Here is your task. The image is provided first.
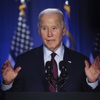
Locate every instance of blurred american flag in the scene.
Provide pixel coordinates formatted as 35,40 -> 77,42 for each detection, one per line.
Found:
8,3 -> 33,67
63,1 -> 75,50
90,31 -> 100,63
93,32 -> 100,58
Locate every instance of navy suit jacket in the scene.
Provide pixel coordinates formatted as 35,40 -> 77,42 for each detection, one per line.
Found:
8,45 -> 100,92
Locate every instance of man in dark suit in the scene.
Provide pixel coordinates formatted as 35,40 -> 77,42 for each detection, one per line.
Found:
1,8 -> 100,92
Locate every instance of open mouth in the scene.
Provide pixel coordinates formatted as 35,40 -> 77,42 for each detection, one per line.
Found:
47,39 -> 55,41
47,39 -> 55,43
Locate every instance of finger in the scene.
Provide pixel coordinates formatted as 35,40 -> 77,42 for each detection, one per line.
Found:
15,67 -> 21,74
94,56 -> 99,66
89,56 -> 99,69
2,60 -> 12,71
2,60 -> 11,67
5,60 -> 12,68
85,60 -> 89,69
2,65 -> 7,70
3,60 -> 8,65
2,65 -> 8,71
2,66 -> 13,75
94,56 -> 100,69
7,60 -> 12,67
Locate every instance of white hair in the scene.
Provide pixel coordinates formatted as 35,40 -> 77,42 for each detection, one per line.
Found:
38,8 -> 65,27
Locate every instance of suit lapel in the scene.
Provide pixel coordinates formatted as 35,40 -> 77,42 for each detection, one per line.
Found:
33,45 -> 48,91
34,45 -> 45,76
62,46 -> 74,91
63,46 -> 73,70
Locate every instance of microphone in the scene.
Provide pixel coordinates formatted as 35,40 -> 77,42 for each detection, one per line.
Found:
45,61 -> 57,92
57,61 -> 68,91
45,61 -> 53,81
59,61 -> 67,80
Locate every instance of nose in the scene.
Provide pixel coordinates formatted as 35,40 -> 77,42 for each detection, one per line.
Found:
47,28 -> 53,37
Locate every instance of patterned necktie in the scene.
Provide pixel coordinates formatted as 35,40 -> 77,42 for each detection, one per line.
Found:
49,52 -> 58,92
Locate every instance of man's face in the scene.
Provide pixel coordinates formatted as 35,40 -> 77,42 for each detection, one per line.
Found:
38,13 -> 66,52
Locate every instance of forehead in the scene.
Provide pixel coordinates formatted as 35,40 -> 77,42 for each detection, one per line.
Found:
40,13 -> 62,25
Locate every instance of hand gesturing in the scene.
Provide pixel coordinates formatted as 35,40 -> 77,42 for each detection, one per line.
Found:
85,56 -> 100,83
2,60 -> 21,85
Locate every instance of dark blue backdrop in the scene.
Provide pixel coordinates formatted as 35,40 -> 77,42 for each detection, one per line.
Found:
0,0 -> 100,82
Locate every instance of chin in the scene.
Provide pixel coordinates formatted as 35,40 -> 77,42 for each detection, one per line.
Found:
48,47 -> 57,52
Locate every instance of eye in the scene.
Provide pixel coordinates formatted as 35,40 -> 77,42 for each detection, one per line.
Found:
52,27 -> 57,30
41,27 -> 47,31
43,27 -> 46,30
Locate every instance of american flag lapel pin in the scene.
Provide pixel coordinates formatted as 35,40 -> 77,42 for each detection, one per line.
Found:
68,61 -> 72,63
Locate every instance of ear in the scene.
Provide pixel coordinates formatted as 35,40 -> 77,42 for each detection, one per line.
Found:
38,26 -> 41,35
62,24 -> 67,36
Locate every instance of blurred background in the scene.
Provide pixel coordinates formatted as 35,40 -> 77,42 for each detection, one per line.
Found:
0,0 -> 100,83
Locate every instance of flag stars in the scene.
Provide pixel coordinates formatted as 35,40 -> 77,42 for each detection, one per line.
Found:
21,39 -> 24,43
17,27 -> 21,31
96,38 -> 99,41
25,45 -> 28,49
93,32 -> 100,56
18,22 -> 22,26
17,32 -> 21,36
11,46 -> 14,50
20,49 -> 23,54
18,16 -> 22,21
15,52 -> 18,57
25,40 -> 29,45
26,35 -> 29,40
22,23 -> 26,28
15,47 -> 19,52
30,47 -> 33,50
12,40 -> 15,45
19,12 -> 22,16
15,42 -> 19,47
94,48 -> 97,51
20,44 -> 24,48
30,42 -> 33,46
22,29 -> 26,33
21,34 -> 25,38
10,10 -> 34,60
26,30 -> 30,34
16,37 -> 20,41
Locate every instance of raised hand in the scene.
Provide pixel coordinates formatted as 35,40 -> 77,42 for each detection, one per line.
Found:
2,60 -> 21,85
85,56 -> 100,83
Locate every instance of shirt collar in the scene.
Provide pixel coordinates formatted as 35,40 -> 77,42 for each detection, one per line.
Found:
43,43 -> 64,58
55,43 -> 64,57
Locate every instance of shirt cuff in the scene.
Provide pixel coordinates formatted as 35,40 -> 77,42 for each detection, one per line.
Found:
1,81 -> 13,91
86,78 -> 99,89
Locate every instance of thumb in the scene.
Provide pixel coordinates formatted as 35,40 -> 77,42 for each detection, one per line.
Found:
15,67 -> 21,74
